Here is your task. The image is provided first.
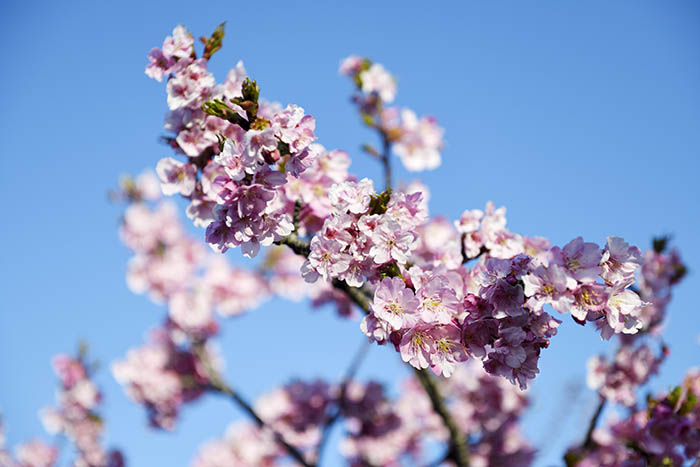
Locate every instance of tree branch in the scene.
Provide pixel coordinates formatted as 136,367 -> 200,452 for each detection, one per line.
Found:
414,369 -> 470,467
193,343 -> 314,467
274,223 -> 471,465
460,234 -> 488,265
582,397 -> 606,450
380,132 -> 392,191
316,340 -> 371,465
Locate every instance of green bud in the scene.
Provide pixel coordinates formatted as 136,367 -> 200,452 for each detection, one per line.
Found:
201,22 -> 225,60
369,188 -> 392,215
216,134 -> 226,152
652,236 -> 670,253
378,262 -> 402,279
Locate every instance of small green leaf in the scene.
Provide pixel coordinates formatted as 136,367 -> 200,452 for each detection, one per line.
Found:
369,188 -> 392,215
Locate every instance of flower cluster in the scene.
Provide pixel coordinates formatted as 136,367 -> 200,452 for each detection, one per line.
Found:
40,354 -> 125,467
255,380 -> 333,452
302,180 -> 426,287
191,422 -> 280,467
568,369 -> 700,466
192,362 -> 534,467
587,343 -> 667,406
111,323 -> 216,430
147,25 -> 344,258
340,56 -> 445,172
633,238 -> 687,336
0,419 -> 57,467
119,178 -> 269,336
192,380 -> 334,466
0,352 -> 123,467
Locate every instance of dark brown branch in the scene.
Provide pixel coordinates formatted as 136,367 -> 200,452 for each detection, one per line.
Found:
276,232 -> 311,257
582,397 -> 606,450
414,369 -> 470,467
193,344 -> 313,467
460,234 -> 488,265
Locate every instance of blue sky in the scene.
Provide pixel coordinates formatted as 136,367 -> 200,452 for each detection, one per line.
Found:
1,1 -> 699,465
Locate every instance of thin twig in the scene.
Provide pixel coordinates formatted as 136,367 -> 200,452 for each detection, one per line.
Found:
316,340 -> 372,464
582,397 -> 606,450
380,132 -> 392,191
193,343 -> 313,467
460,234 -> 488,265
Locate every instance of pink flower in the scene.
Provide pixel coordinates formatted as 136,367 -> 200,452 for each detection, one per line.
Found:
360,63 -> 397,102
550,237 -> 602,285
155,157 -> 197,196
369,220 -> 416,265
600,236 -> 643,286
162,25 -> 194,59
372,277 -> 419,330
399,326 -> 433,370
305,236 -> 351,281
602,286 -> 644,337
416,276 -> 461,324
15,440 -> 58,467
145,47 -> 174,82
393,109 -> 444,172
166,59 -> 214,110
522,265 -> 573,313
339,55 -> 364,75
429,324 -> 468,377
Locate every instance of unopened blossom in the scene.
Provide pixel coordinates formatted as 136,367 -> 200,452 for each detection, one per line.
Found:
156,157 -> 197,196
359,63 -> 396,102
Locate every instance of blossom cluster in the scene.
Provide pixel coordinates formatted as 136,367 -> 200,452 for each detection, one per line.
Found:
119,173 -> 269,336
633,238 -> 687,336
340,56 -> 445,172
587,343 -> 667,407
568,368 -> 700,466
0,430 -> 57,467
301,179 -> 427,287
0,352 -> 123,467
41,354 -> 125,467
147,26 -> 344,258
111,323 -> 217,430
192,362 -> 534,466
354,198 -> 648,388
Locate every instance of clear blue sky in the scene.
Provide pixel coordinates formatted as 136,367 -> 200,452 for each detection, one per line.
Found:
1,1 -> 699,466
